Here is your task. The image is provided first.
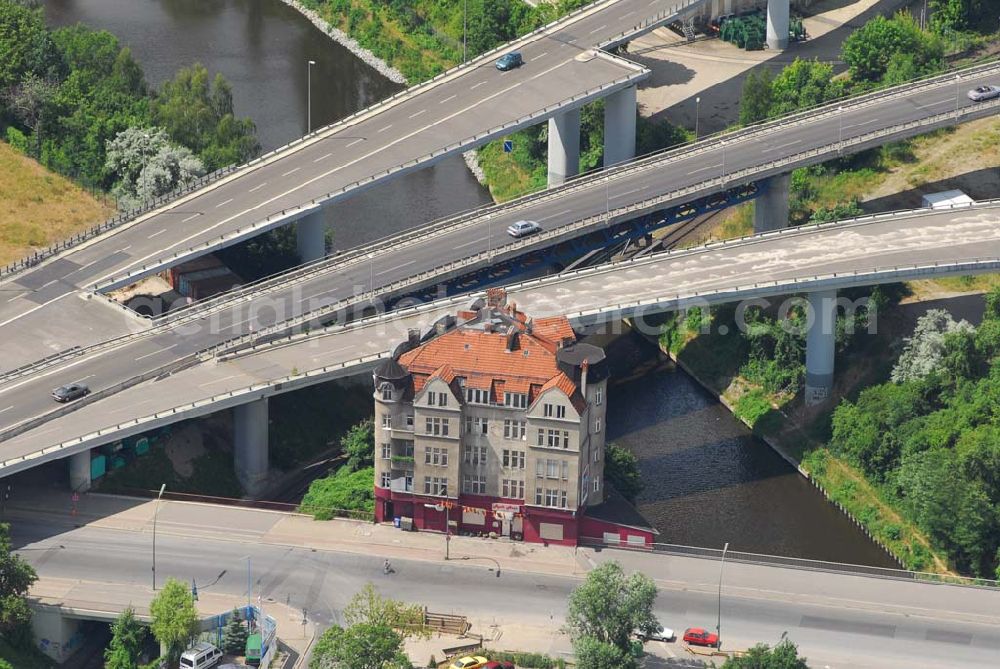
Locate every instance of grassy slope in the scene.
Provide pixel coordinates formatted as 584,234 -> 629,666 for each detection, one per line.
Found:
0,638 -> 58,669
0,142 -> 114,266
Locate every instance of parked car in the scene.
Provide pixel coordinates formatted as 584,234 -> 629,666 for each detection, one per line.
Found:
449,657 -> 489,669
51,382 -> 90,403
967,85 -> 1000,101
506,219 -> 541,238
495,51 -> 523,71
683,627 -> 720,648
634,624 -> 676,642
179,642 -> 222,669
483,662 -> 516,669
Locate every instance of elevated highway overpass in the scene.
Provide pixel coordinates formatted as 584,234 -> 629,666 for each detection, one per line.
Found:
0,57 -> 998,406
2,201 -> 999,488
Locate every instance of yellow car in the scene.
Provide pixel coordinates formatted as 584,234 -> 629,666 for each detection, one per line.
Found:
448,657 -> 488,669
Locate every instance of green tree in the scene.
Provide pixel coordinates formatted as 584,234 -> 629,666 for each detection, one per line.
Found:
0,0 -> 61,91
769,58 -> 842,117
221,609 -> 248,655
566,561 -> 658,653
309,623 -> 412,669
342,420 -> 375,472
153,63 -> 259,171
739,67 -> 773,125
984,285 -> 1000,322
104,606 -> 146,669
722,638 -> 809,668
104,126 -> 205,210
841,12 -> 943,83
0,522 -> 37,642
573,636 -> 633,669
299,466 -> 376,519
0,659 -> 11,669
343,584 -> 427,639
604,443 -> 643,503
149,578 -> 198,667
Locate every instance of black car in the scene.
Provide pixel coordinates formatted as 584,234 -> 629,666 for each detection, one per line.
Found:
52,382 -> 90,403
495,51 -> 523,71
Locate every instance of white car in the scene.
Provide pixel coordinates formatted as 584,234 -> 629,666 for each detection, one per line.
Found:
506,219 -> 542,238
634,625 -> 675,642
967,85 -> 1000,102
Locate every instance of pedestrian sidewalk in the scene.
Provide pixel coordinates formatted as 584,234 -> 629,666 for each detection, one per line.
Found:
5,487 -> 588,580
31,577 -> 318,666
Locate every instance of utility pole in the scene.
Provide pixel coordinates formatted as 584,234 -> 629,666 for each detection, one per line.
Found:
716,542 -> 729,649
152,483 -> 166,590
307,60 -> 316,133
463,0 -> 468,63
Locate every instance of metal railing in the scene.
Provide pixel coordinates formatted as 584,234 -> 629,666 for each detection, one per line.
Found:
578,536 -> 1000,589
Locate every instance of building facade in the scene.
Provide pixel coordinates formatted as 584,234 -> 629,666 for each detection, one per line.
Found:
372,289 -> 653,546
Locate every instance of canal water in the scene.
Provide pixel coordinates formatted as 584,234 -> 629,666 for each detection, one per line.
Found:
44,0 -> 894,566
43,0 -> 493,251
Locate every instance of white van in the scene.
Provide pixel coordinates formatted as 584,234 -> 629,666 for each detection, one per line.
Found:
179,642 -> 222,669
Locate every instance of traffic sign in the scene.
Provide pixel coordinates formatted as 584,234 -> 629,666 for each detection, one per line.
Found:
503,140 -> 513,153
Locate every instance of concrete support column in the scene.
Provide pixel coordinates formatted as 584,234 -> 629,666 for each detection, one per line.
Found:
69,450 -> 91,492
603,85 -> 637,168
32,608 -> 82,663
234,398 -> 269,496
752,172 -> 791,233
547,108 -> 581,187
805,289 -> 837,406
296,210 -> 326,263
766,0 -> 790,51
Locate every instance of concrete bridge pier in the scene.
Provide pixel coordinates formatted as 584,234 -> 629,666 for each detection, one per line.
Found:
547,108 -> 581,187
69,450 -> 91,492
805,289 -> 837,406
234,398 -> 269,496
296,210 -> 326,263
32,608 -> 83,663
753,173 -> 791,233
766,0 -> 790,51
604,85 -> 637,167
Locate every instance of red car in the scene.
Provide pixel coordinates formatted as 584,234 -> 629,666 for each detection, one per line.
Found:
483,663 -> 515,669
683,627 -> 720,648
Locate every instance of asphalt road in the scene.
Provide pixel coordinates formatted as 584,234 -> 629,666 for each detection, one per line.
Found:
3,202 -> 999,470
10,508 -> 1000,669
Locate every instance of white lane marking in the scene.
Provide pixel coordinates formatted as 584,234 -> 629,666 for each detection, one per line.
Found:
376,260 -> 415,276
97,55 -> 582,284
539,208 -> 572,221
590,24 -> 607,34
148,229 -> 167,239
537,51 -> 549,58
120,245 -> 132,252
248,182 -> 267,192
844,117 -> 879,129
201,373 -> 241,387
40,280 -> 58,289
6,293 -> 25,303
455,237 -> 487,249
181,213 -> 201,223
135,343 -> 177,362
63,257 -> 101,276
409,109 -> 427,119
215,198 -> 234,208
378,124 -> 393,133
622,9 -> 635,16
281,167 -> 301,176
761,139 -> 801,153
313,153 -> 332,163
613,187 -> 644,198
915,98 -> 951,110
346,138 -> 365,147
0,406 -> 13,414
440,94 -> 457,104
689,163 -> 723,174
471,81 -> 486,90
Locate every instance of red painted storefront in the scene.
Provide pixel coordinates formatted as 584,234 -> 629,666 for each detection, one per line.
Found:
375,486 -> 654,547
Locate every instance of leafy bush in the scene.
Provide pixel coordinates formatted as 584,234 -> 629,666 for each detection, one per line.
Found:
482,649 -> 567,668
299,466 -> 376,519
604,443 -> 643,503
734,388 -> 772,426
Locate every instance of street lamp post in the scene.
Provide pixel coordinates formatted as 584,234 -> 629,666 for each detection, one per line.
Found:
694,96 -> 701,139
152,483 -> 166,590
424,503 -> 450,559
721,140 -> 727,183
716,541 -> 729,648
955,73 -> 961,112
368,252 -> 375,301
307,60 -> 316,133
837,106 -> 844,154
463,0 -> 468,63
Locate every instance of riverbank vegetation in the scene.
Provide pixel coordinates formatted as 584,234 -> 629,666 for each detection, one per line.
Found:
0,0 -> 259,211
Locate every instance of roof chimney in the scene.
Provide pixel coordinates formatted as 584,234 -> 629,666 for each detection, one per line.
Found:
486,287 -> 507,308
581,359 -> 589,398
483,322 -> 493,334
407,328 -> 420,347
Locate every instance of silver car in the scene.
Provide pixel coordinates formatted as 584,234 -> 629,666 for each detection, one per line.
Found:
506,220 -> 541,238
967,85 -> 1000,102
634,625 -> 676,642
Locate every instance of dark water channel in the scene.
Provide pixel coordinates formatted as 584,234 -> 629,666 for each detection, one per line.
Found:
43,0 -> 894,566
